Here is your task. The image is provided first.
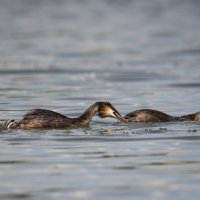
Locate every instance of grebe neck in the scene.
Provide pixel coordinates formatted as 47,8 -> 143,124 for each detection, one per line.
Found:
76,102 -> 99,126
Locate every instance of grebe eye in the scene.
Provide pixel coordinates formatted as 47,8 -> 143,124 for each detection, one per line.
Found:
113,112 -> 117,116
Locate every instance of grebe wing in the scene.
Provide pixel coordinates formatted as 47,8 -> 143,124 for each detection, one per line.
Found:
17,109 -> 73,129
22,109 -> 69,121
124,109 -> 173,122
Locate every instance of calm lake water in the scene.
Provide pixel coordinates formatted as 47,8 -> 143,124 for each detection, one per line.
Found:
0,0 -> 200,199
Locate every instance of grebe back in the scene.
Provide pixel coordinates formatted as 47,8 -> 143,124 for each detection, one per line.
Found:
124,109 -> 200,123
124,109 -> 174,123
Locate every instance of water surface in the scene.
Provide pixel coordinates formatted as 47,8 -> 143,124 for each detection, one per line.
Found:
0,0 -> 200,199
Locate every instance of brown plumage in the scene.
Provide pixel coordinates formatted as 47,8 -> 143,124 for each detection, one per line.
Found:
175,112 -> 200,121
4,102 -> 126,130
124,109 -> 174,123
124,109 -> 200,123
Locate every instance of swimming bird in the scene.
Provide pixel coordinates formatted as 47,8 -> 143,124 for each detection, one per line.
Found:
124,109 -> 200,123
4,102 -> 126,130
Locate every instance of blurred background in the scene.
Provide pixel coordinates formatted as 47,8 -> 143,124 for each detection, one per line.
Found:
0,0 -> 200,119
0,0 -> 200,199
1,0 -> 200,72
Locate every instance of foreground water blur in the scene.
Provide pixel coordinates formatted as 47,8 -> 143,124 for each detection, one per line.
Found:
0,0 -> 200,199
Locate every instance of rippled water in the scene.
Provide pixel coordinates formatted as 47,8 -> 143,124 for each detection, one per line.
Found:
0,0 -> 200,199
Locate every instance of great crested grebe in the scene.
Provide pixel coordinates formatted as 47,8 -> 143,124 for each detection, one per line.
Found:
4,102 -> 126,130
124,109 -> 200,123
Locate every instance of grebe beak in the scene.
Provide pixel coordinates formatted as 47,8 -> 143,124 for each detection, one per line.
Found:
98,102 -> 128,123
113,111 -> 127,123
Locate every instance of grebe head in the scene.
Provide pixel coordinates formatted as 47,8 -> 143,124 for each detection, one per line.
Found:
98,102 -> 127,122
4,119 -> 18,129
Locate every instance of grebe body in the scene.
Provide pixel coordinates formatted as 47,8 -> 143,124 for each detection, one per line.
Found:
124,109 -> 200,123
4,102 -> 126,130
124,109 -> 174,123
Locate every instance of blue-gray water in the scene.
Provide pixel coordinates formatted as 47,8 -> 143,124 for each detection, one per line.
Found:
0,0 -> 200,199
